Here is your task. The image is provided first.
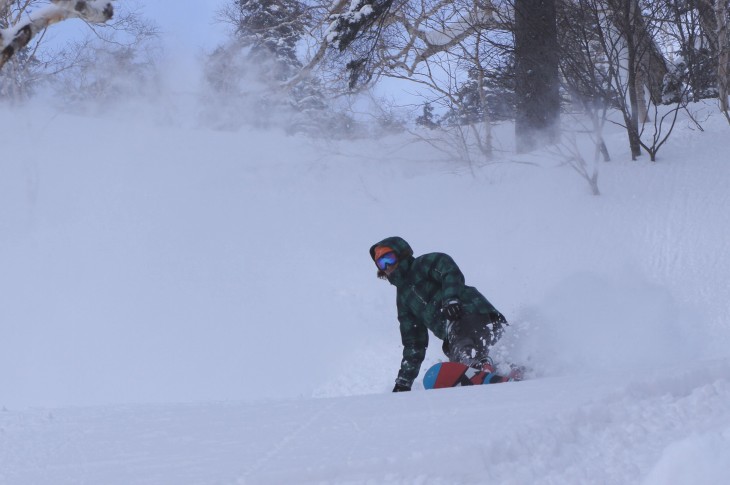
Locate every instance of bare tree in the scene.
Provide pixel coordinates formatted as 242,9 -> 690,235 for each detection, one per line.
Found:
380,3 -> 513,164
557,0 -> 709,163
611,0 -> 648,158
0,0 -> 114,71
1,1 -> 160,107
50,4 -> 160,108
552,124 -> 602,195
637,89 -> 690,161
557,0 -> 615,162
561,0 -> 675,160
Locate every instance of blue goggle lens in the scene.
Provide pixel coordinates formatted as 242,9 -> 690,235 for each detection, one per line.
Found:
376,252 -> 398,271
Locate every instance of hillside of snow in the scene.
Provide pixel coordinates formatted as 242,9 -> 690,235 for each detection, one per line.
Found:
1,99 -> 729,484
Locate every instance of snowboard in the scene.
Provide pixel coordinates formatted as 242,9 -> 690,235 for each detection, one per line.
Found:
422,361 -> 521,390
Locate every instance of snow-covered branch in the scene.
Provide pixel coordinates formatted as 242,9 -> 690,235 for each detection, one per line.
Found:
0,0 -> 114,71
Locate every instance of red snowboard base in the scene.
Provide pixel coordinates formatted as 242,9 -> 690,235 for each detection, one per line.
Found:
422,361 -> 521,389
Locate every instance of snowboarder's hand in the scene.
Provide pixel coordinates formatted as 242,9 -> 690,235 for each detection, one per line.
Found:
442,299 -> 462,321
393,382 -> 411,392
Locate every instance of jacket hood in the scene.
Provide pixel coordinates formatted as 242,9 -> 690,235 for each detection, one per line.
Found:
369,236 -> 414,261
370,236 -> 415,283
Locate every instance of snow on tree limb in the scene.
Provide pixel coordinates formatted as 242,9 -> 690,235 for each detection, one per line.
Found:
0,0 -> 114,71
280,0 -> 500,93
309,0 -> 499,89
324,0 -> 394,51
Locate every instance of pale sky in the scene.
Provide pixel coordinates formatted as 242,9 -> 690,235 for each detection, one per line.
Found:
136,0 -> 228,91
139,0 -> 226,52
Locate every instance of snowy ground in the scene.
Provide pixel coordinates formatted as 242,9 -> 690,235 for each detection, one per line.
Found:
3,362 -> 730,484
1,99 -> 729,484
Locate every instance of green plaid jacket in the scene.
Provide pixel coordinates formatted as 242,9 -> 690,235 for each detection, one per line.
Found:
370,237 -> 500,388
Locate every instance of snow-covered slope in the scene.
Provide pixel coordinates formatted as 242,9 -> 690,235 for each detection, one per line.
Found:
1,100 -> 729,483
2,362 -> 730,484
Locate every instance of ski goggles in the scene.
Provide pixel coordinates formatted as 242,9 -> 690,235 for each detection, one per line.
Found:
375,251 -> 398,271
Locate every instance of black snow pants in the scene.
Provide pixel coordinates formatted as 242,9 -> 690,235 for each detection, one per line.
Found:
442,312 -> 507,368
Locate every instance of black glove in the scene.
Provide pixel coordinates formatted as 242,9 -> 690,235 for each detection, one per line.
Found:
442,299 -> 462,321
393,382 -> 411,392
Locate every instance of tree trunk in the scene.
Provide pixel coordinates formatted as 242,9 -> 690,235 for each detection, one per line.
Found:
625,0 -> 642,159
514,0 -> 560,153
697,0 -> 719,52
636,68 -> 649,123
640,31 -> 669,105
718,0 -> 730,119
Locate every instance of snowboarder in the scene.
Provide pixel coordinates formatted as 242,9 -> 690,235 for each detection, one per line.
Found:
370,236 -> 516,392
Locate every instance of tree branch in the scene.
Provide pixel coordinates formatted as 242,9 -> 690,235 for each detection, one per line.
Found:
1,0 -> 114,71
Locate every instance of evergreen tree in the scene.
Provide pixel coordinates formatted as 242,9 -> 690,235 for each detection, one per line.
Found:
416,103 -> 439,129
233,0 -> 307,80
442,64 -> 516,127
208,0 -> 330,134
